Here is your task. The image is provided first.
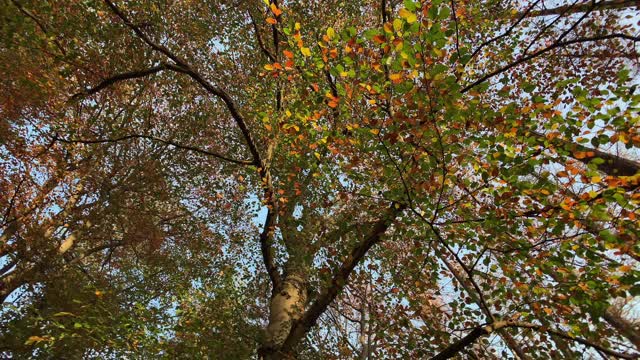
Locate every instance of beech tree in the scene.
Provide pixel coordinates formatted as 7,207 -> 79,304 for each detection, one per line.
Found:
1,0 -> 640,358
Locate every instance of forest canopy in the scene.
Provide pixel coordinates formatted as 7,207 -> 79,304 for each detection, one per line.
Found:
1,0 -> 640,358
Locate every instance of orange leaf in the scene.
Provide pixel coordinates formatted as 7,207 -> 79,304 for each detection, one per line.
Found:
573,151 -> 586,159
266,17 -> 277,24
270,4 -> 282,16
389,73 -> 402,83
283,50 -> 294,59
619,265 -> 632,272
328,100 -> 338,108
372,34 -> 386,44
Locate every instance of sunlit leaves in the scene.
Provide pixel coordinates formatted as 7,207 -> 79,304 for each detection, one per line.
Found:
2,0 -> 639,359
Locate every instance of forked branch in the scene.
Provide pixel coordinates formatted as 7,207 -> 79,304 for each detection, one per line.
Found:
431,319 -> 640,360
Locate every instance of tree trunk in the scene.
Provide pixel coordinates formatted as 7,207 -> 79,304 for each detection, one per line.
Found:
260,272 -> 308,359
604,307 -> 640,350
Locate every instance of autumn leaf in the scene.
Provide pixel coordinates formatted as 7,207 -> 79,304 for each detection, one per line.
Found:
270,3 -> 282,16
4,1 -> 639,359
389,73 -> 403,83
399,8 -> 417,23
326,27 -> 335,40
372,34 -> 387,44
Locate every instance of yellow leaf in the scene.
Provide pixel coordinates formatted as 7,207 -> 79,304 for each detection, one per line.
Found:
326,27 -> 335,40
300,47 -> 311,57
399,8 -> 417,23
393,18 -> 403,31
294,22 -> 301,30
264,64 -> 274,71
591,176 -> 602,183
314,152 -> 321,160
370,128 -> 380,135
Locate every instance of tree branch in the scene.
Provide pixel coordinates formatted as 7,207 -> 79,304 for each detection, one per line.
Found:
102,0 -> 263,167
103,0 -> 283,290
462,33 -> 640,93
247,10 -> 276,62
532,131 -> 640,178
280,203 -> 405,353
525,0 -> 638,18
9,0 -> 67,55
431,320 -> 640,360
468,0 -> 542,63
52,133 -> 253,166
70,64 -> 167,99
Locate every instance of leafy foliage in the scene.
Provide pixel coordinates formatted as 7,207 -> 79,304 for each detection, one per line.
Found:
1,0 -> 639,359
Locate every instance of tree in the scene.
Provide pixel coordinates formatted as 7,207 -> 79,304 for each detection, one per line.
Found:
1,0 -> 639,358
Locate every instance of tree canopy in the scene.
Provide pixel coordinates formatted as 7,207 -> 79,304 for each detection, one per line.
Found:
1,0 -> 640,358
